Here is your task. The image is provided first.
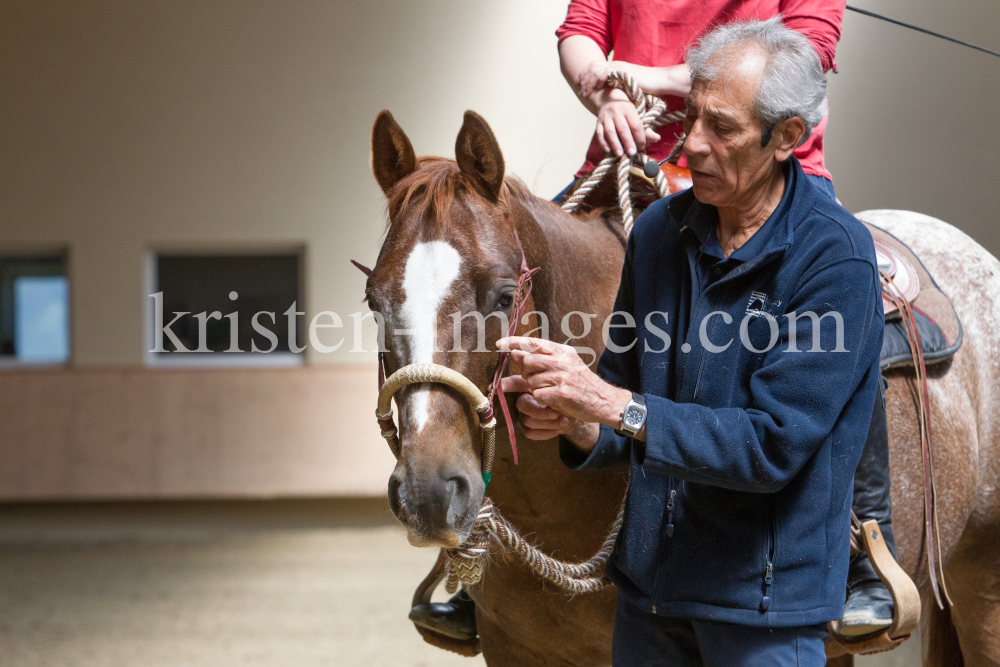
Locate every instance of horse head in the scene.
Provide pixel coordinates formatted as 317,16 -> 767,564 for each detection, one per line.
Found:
366,110 -> 541,548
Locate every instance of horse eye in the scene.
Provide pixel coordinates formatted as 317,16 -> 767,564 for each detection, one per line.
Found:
494,292 -> 514,311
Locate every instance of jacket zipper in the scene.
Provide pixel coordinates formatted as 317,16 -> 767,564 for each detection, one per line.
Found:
665,488 -> 677,538
690,286 -> 730,402
761,500 -> 776,611
651,480 -> 678,615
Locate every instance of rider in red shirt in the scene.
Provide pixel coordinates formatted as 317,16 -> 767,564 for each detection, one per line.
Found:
411,0 -> 897,645
556,0 -> 839,186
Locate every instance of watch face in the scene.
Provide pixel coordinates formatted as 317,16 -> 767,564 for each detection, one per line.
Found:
624,407 -> 644,428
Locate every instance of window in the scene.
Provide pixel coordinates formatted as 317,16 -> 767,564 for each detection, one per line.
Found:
0,255 -> 70,365
147,252 -> 303,366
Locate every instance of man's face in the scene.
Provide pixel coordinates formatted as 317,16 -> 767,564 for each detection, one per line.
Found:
682,48 -> 780,208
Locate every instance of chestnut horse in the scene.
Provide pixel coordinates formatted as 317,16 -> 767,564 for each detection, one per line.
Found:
364,109 -> 1000,666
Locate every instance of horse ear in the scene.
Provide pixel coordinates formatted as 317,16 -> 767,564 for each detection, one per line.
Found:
371,110 -> 417,195
455,110 -> 505,201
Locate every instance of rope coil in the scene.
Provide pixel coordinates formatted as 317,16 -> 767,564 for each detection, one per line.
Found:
561,71 -> 685,235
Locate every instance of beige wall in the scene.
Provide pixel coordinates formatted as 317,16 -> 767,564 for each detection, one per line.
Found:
1,0 -> 998,499
825,1 -> 1000,244
0,0 -> 596,366
0,366 -> 394,500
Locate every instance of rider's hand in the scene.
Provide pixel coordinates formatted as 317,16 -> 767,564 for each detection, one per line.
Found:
595,97 -> 661,158
578,59 -> 620,98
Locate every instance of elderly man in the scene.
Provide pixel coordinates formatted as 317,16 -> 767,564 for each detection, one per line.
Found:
500,18 -> 883,664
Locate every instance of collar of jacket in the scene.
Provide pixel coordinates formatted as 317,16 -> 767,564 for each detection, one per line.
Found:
667,157 -> 817,288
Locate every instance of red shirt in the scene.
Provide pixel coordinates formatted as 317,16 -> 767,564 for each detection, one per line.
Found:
556,0 -> 844,180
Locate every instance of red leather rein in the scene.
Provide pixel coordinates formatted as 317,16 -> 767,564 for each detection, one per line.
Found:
354,229 -> 539,468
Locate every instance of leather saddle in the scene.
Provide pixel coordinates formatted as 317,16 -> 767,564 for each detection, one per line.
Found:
865,223 -> 962,369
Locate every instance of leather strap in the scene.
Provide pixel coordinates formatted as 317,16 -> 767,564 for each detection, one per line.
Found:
828,270 -> 945,658
881,270 -> 952,609
484,228 -> 539,465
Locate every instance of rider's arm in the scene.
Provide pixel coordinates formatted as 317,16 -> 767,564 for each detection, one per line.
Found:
558,34 -> 628,116
556,0 -> 661,157
781,0 -> 846,71
578,60 -> 692,101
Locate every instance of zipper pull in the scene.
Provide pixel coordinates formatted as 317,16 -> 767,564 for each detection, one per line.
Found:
761,561 -> 773,611
665,489 -> 676,538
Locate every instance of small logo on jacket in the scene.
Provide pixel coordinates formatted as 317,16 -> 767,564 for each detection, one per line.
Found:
746,291 -> 782,318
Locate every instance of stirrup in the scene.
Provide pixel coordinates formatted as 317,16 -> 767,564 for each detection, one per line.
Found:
826,519 -> 921,657
410,551 -> 482,657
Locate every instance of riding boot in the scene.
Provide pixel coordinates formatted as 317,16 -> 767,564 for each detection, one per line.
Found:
841,374 -> 898,636
409,588 -> 478,641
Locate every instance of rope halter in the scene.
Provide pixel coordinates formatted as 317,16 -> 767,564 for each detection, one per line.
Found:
371,228 -> 538,489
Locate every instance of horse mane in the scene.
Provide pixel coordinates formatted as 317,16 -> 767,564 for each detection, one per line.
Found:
385,156 -> 533,230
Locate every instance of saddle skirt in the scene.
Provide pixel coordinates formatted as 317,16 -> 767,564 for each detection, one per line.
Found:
863,222 -> 963,369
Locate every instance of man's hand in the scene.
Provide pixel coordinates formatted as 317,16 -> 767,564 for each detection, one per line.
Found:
500,376 -> 586,441
497,336 -> 632,446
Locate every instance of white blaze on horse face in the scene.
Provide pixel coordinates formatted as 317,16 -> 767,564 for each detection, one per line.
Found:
399,241 -> 462,433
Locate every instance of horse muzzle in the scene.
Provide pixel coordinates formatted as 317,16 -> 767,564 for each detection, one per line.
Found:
388,464 -> 479,548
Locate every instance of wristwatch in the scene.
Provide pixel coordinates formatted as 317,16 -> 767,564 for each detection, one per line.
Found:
614,392 -> 647,437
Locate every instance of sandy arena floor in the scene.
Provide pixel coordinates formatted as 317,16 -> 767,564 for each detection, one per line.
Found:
0,500 -> 919,666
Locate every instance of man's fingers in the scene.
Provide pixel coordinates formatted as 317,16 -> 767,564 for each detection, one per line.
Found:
520,353 -> 556,376
516,392 -> 561,419
520,425 -> 561,442
498,336 -> 567,356
500,374 -> 530,394
645,128 -> 661,144
521,415 -> 569,432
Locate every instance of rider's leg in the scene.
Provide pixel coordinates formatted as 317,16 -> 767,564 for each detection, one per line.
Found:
409,587 -> 477,641
841,373 -> 897,635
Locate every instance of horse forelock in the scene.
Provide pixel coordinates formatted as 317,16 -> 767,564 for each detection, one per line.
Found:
384,156 -> 533,232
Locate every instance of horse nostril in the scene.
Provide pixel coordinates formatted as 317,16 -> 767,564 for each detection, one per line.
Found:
387,475 -> 403,519
445,474 -> 472,523
448,475 -> 468,500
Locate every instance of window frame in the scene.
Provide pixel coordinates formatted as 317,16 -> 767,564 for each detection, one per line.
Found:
0,247 -> 71,369
143,245 -> 306,369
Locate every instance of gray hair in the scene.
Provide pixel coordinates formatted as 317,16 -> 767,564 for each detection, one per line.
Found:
686,16 -> 828,146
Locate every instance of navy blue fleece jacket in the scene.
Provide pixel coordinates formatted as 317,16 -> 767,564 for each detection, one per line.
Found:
561,158 -> 883,626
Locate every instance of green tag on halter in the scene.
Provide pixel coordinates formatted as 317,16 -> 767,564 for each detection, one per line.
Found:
482,472 -> 491,489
